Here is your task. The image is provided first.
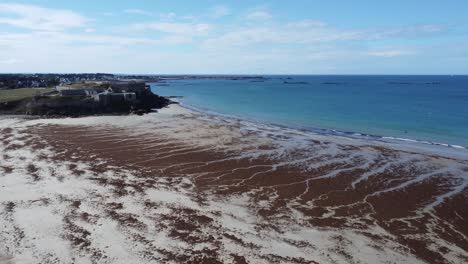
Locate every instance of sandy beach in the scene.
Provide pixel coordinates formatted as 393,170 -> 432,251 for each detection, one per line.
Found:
1,104 -> 467,263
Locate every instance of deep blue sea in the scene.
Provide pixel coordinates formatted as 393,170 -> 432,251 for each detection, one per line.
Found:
150,75 -> 468,147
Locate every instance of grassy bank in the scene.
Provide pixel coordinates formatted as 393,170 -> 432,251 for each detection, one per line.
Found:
0,88 -> 54,103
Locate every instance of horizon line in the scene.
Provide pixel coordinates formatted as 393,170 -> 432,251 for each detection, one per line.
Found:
0,73 -> 467,76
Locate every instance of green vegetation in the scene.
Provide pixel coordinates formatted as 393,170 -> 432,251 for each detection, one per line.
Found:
0,88 -> 54,103
63,82 -> 108,89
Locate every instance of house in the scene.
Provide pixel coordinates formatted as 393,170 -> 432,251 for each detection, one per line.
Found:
55,82 -> 145,106
56,86 -> 105,96
108,81 -> 149,96
93,91 -> 137,105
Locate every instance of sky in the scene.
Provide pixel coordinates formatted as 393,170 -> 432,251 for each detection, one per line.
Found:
0,0 -> 467,74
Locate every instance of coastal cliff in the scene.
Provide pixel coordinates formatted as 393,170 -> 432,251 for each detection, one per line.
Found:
0,84 -> 171,117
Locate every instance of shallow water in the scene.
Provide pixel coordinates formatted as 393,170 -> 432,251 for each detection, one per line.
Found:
150,75 -> 468,147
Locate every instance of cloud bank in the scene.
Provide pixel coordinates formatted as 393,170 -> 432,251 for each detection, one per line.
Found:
0,3 -> 464,74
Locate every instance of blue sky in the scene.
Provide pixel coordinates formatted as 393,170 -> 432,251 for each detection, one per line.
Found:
0,0 -> 467,74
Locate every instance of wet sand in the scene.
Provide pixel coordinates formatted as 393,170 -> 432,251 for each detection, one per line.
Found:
0,104 -> 467,263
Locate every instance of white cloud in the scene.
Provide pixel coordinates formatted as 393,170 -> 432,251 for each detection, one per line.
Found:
286,20 -> 328,28
369,25 -> 445,40
0,31 -> 158,49
124,9 -> 152,16
101,12 -> 115,17
0,3 -> 88,31
0,31 -> 169,73
0,58 -> 19,64
0,3 -> 453,74
202,21 -> 446,51
418,24 -> 443,33
202,21 -> 363,50
211,6 -> 230,18
245,11 -> 272,21
366,50 -> 415,58
160,12 -> 177,21
131,22 -> 212,36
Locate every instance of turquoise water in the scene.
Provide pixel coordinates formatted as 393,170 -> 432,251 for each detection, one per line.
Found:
150,75 -> 468,147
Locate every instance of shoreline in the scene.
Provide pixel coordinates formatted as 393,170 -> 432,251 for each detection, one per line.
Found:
1,101 -> 467,160
172,101 -> 468,161
151,74 -> 468,151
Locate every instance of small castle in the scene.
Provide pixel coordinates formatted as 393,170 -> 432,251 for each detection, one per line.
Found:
56,81 -> 151,106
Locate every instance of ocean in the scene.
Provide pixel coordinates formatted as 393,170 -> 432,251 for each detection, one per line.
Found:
150,75 -> 468,148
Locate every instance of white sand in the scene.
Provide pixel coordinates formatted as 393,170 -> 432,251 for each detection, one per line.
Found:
0,106 -> 466,263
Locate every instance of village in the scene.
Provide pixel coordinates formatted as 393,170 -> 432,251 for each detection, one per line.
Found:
55,81 -> 148,105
